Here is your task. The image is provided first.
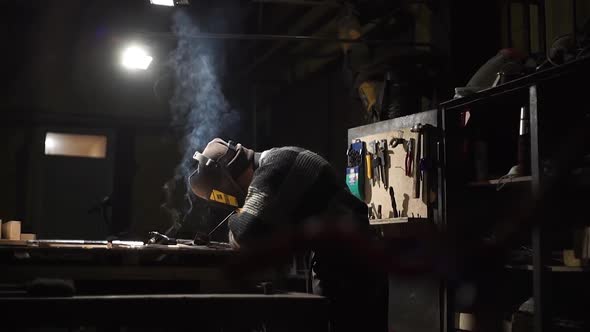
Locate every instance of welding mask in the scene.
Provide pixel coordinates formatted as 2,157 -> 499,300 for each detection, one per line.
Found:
188,139 -> 252,208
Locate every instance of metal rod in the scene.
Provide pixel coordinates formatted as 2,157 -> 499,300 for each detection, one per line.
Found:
135,30 -> 433,46
538,0 -> 546,54
257,1 -> 264,32
524,1 -> 531,54
572,0 -> 577,47
253,84 -> 258,150
530,84 -> 549,332
507,2 -> 513,48
208,210 -> 236,237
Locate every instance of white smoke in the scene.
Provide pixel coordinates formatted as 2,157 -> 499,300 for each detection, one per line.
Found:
169,11 -> 240,179
166,10 -> 240,226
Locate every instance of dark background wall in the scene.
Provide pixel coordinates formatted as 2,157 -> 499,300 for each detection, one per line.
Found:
0,0 -> 585,240
255,61 -> 364,173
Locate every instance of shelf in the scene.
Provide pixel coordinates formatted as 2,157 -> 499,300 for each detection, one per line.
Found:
370,217 -> 434,239
369,217 -> 426,225
505,265 -> 590,272
467,176 -> 532,187
439,56 -> 590,110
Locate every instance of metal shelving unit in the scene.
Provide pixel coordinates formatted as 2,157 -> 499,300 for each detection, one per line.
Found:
439,56 -> 590,332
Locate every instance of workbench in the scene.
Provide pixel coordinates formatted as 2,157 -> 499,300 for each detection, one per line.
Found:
0,240 -> 276,294
0,240 -> 328,329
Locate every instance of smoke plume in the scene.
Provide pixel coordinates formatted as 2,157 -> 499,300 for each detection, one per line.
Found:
164,10 -> 240,230
170,11 -> 240,176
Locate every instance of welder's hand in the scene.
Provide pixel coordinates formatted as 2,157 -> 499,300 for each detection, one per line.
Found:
228,230 -> 240,249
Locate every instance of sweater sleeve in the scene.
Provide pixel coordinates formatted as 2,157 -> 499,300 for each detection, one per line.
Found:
227,186 -> 274,244
227,149 -> 296,245
227,147 -> 345,246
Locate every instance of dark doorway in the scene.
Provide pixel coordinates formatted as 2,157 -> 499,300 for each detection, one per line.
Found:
28,127 -> 116,240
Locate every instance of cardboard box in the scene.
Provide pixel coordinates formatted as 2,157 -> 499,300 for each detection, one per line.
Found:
2,221 -> 21,240
563,249 -> 581,267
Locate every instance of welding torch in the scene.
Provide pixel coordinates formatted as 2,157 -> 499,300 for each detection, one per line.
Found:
193,210 -> 237,245
148,210 -> 237,246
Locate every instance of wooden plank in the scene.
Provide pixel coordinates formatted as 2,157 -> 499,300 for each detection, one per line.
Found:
369,217 -> 426,225
0,240 -> 28,246
20,233 -> 36,241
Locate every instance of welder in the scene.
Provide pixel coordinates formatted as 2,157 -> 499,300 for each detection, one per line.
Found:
189,137 -> 386,332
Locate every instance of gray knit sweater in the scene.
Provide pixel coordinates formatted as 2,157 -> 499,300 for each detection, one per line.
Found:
228,147 -> 368,246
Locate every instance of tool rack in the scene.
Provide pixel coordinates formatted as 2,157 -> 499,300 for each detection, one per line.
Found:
348,110 -> 443,332
348,110 -> 441,238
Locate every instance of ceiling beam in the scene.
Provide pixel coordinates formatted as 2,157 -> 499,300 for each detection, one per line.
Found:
240,5 -> 341,75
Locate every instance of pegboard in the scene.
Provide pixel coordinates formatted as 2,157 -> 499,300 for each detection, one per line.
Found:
352,127 -> 429,221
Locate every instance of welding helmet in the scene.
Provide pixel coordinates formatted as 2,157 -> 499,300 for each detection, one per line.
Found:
188,138 -> 254,208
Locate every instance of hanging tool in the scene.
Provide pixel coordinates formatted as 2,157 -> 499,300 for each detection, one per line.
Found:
371,140 -> 383,186
369,203 -> 378,219
379,139 -> 389,189
369,141 -> 379,186
411,124 -> 424,199
420,128 -> 430,204
366,150 -> 373,181
389,186 -> 399,218
346,139 -> 366,200
405,138 -> 415,177
390,137 -> 405,149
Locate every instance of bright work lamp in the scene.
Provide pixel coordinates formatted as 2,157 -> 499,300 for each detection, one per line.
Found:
121,45 -> 153,70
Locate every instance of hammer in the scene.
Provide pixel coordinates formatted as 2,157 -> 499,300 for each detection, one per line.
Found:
410,124 -> 423,198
